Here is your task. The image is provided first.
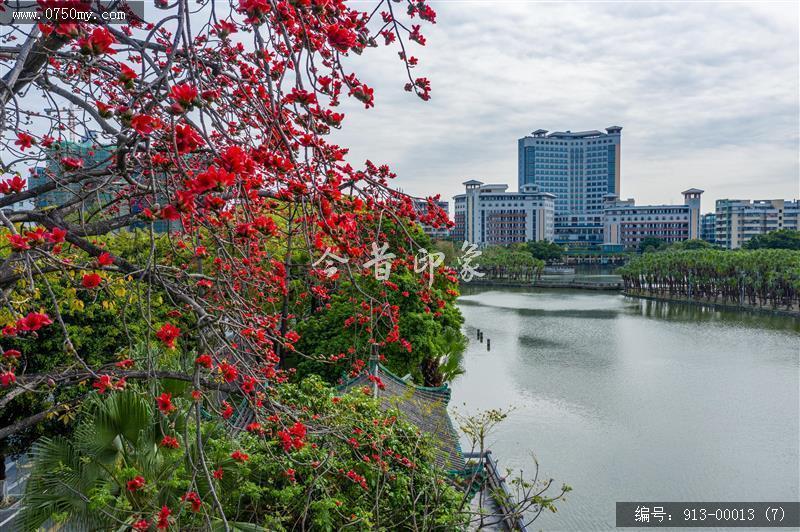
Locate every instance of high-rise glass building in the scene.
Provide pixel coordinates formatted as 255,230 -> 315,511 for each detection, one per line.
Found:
518,127 -> 621,246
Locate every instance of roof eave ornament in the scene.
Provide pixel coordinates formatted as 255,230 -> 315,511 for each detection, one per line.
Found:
370,344 -> 380,399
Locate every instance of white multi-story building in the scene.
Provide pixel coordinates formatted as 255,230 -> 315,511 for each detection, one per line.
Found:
412,199 -> 450,239
452,180 -> 555,246
715,199 -> 800,248
602,189 -> 703,250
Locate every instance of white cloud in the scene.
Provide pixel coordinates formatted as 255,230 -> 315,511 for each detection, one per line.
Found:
331,1 -> 799,213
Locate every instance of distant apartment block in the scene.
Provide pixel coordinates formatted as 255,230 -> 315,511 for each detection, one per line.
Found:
602,189 -> 703,250
715,199 -> 800,248
29,138 -> 175,233
29,139 -> 115,210
700,213 -> 717,244
412,199 -> 450,239
452,180 -> 554,246
784,201 -> 800,232
518,126 -> 621,246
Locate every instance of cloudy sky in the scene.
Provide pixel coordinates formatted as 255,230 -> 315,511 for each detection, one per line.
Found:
332,1 -> 799,214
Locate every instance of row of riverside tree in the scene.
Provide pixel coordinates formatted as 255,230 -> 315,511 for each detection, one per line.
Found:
475,245 -> 546,282
618,249 -> 800,310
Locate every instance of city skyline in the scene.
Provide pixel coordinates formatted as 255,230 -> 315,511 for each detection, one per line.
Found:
331,2 -> 799,212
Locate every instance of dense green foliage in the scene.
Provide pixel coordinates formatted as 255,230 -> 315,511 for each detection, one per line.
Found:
525,240 -> 565,262
475,245 -> 545,281
637,237 -> 669,253
21,380 -> 464,531
618,249 -> 800,309
744,229 -> 800,250
0,230 -> 174,458
289,225 -> 466,387
667,239 -> 717,251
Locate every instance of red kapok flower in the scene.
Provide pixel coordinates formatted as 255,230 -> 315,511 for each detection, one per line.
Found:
160,435 -> 180,449
277,421 -> 307,452
219,362 -> 238,382
131,114 -> 160,136
77,27 -> 116,55
1,370 -> 16,387
169,83 -> 198,107
127,475 -> 146,491
221,400 -> 234,419
231,450 -> 249,462
156,323 -> 180,349
81,273 -> 102,289
97,252 -> 114,266
174,123 -> 203,154
0,175 -> 27,194
156,506 -> 172,530
93,374 -> 125,394
195,353 -> 213,369
96,101 -> 113,118
213,468 -> 224,480
115,358 -> 134,369
60,157 -> 83,171
215,20 -> 237,38
239,0 -> 270,23
132,519 -> 150,532
159,204 -> 181,221
326,23 -> 357,52
156,392 -> 176,413
119,63 -> 138,83
46,227 -> 66,243
16,312 -> 53,332
3,349 -> 21,359
15,132 -> 35,151
7,234 -> 30,251
240,375 -> 257,394
181,491 -> 202,512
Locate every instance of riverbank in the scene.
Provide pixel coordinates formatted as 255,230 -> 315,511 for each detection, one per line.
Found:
624,289 -> 800,318
467,276 -> 622,291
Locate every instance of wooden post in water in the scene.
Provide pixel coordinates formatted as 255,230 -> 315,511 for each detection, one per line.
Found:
487,338 -> 491,351
477,329 -> 481,340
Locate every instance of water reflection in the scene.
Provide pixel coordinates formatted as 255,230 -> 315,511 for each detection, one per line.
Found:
452,287 -> 800,531
630,297 -> 800,332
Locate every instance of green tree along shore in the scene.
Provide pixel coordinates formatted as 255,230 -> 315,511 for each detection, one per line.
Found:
618,249 -> 800,310
474,245 -> 546,282
744,229 -> 800,250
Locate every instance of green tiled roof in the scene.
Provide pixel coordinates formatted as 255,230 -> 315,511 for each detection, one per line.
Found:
338,363 -> 465,471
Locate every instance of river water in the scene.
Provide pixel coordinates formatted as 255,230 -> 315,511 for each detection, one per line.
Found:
452,288 -> 800,531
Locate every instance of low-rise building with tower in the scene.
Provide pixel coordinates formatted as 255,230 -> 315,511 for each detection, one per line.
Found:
452,180 -> 555,246
602,188 -> 703,250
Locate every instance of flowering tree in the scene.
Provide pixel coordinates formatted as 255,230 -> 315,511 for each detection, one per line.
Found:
0,0 -> 476,527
